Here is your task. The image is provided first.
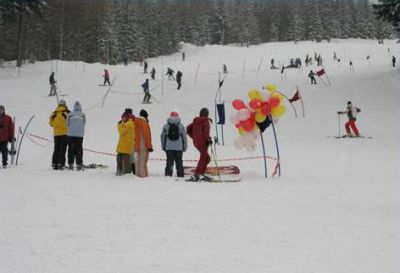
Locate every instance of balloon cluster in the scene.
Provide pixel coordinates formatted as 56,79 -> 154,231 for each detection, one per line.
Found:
230,84 -> 286,152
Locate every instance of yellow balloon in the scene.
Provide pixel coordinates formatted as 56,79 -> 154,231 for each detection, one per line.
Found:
238,127 -> 245,136
255,111 -> 267,123
271,105 -> 286,118
248,89 -> 262,100
266,84 -> 277,92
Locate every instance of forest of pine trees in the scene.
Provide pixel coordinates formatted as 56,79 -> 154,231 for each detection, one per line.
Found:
1,0 -> 396,65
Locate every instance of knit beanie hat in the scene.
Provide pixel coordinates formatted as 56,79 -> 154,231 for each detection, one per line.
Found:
170,111 -> 179,117
140,109 -> 148,119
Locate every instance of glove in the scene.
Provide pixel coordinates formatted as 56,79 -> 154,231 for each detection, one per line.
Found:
8,137 -> 15,143
207,139 -> 213,145
148,148 -> 154,152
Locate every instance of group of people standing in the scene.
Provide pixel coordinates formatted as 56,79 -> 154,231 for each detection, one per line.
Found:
49,100 -> 86,170
116,106 -> 213,181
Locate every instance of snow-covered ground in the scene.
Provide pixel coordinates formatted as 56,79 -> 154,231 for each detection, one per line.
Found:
1,39 -> 399,273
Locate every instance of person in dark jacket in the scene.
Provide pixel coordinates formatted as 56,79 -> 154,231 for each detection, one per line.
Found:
49,72 -> 57,96
0,105 -> 14,168
144,61 -> 148,73
166,68 -> 175,80
392,56 -> 396,67
186,107 -> 212,181
150,67 -> 156,80
308,70 -> 317,84
176,71 -> 182,90
142,79 -> 151,103
161,111 -> 187,177
337,101 -> 361,137
67,101 -> 86,170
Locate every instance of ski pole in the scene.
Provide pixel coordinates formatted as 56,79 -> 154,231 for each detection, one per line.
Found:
209,142 -> 221,182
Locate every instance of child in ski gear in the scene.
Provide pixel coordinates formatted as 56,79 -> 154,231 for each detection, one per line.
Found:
134,109 -> 153,177
49,99 -> 70,170
392,56 -> 396,67
67,101 -> 86,170
141,79 -> 151,103
144,61 -> 148,73
308,70 -> 317,84
103,69 -> 111,85
337,101 -> 361,137
150,67 -> 156,80
0,105 -> 14,168
176,71 -> 182,90
186,107 -> 212,181
116,108 -> 135,175
49,72 -> 57,96
161,111 -> 187,177
222,64 -> 228,73
166,67 -> 175,80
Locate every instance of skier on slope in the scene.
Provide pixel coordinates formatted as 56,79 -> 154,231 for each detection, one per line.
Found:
103,69 -> 111,86
161,111 -> 187,177
49,99 -> 70,170
176,71 -> 182,90
49,72 -> 57,96
144,61 -> 148,74
0,105 -> 14,168
337,101 -> 361,137
308,70 -> 317,84
141,79 -> 151,103
186,107 -> 213,181
166,67 -> 175,80
150,67 -> 156,80
392,56 -> 396,67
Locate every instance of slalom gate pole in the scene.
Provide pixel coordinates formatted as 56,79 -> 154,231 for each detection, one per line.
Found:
259,130 -> 268,178
299,90 -> 305,118
338,113 -> 341,138
16,115 -> 35,166
270,115 -> 281,177
210,141 -> 221,181
276,90 -> 298,118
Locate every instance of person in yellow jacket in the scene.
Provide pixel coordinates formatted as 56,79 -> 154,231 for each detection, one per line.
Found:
116,108 -> 135,176
49,99 -> 70,170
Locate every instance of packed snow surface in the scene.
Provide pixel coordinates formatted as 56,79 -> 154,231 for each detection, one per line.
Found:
1,39 -> 399,273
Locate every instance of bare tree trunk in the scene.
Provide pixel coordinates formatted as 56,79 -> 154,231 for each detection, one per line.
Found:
17,12 -> 23,67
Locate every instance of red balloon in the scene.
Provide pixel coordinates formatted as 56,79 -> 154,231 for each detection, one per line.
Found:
235,122 -> 241,128
269,96 -> 280,107
249,99 -> 262,110
242,120 -> 254,132
232,99 -> 246,110
261,103 -> 271,116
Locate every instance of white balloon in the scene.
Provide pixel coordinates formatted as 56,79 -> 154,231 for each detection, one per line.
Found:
238,109 -> 250,121
234,137 -> 245,149
260,90 -> 271,101
229,113 -> 239,124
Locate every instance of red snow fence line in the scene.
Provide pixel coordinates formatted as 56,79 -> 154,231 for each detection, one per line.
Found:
27,133 -> 278,162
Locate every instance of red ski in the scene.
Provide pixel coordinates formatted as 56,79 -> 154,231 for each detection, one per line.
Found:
183,165 -> 240,176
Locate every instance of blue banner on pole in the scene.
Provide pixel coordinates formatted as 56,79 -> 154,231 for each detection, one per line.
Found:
216,103 -> 225,125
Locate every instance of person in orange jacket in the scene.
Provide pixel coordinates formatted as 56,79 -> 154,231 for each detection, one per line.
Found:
134,109 -> 153,177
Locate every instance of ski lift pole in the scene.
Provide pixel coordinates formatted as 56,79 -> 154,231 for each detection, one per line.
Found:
259,129 -> 268,179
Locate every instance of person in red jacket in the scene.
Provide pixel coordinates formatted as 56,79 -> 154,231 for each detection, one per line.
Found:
0,105 -> 15,168
186,107 -> 212,181
103,69 -> 111,86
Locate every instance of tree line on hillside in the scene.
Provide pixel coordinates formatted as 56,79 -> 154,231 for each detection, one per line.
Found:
0,0 -> 396,66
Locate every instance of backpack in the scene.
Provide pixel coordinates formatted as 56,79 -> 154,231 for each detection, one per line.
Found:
167,122 -> 180,141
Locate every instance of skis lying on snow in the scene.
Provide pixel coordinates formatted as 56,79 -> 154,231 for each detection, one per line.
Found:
83,163 -> 108,169
326,135 -> 372,139
177,175 -> 242,183
183,165 -> 240,176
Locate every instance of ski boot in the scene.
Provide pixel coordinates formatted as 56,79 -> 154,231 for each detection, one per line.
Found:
76,165 -> 84,171
185,175 -> 200,182
200,174 -> 212,182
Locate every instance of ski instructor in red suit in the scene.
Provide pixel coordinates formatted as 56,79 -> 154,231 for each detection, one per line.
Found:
0,105 -> 15,168
186,107 -> 212,181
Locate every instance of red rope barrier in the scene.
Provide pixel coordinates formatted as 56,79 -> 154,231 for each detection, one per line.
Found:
27,133 -> 278,162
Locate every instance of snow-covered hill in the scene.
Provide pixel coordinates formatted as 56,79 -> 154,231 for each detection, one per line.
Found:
1,39 -> 399,273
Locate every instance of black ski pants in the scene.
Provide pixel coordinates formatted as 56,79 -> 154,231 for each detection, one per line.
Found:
177,80 -> 182,90
0,141 -> 8,167
67,136 -> 83,166
104,77 -> 111,86
310,77 -> 316,84
52,135 -> 68,168
143,91 -> 151,103
165,150 -> 184,177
